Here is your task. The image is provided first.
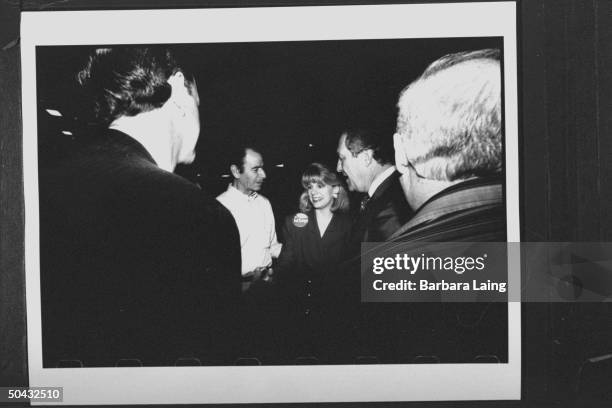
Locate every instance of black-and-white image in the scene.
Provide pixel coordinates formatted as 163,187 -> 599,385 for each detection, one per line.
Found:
22,4 -> 520,404
36,37 -> 507,368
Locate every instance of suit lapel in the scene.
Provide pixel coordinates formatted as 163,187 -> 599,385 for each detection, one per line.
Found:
369,171 -> 398,204
361,171 -> 401,242
362,172 -> 397,227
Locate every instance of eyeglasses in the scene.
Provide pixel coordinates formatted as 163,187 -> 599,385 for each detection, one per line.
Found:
406,160 -> 426,179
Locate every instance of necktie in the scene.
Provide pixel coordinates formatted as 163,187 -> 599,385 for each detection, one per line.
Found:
360,195 -> 370,213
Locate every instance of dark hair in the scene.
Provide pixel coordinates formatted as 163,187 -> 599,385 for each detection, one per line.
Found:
76,47 -> 194,127
299,163 -> 349,213
342,127 -> 394,165
228,145 -> 260,173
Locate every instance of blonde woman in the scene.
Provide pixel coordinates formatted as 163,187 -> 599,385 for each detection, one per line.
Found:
276,163 -> 352,359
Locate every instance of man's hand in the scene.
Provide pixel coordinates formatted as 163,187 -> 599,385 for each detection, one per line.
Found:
242,266 -> 274,293
244,266 -> 272,281
262,267 -> 274,283
251,266 -> 265,281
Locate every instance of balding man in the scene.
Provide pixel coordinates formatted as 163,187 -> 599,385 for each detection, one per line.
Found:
336,127 -> 412,243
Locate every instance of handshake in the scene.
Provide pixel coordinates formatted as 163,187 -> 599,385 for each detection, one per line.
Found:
241,265 -> 275,293
251,266 -> 274,283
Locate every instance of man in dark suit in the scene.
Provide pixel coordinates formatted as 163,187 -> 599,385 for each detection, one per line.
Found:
336,128 -> 413,243
334,127 -> 414,361
39,47 -> 241,367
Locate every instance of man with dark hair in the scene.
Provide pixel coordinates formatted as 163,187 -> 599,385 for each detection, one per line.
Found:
39,47 -> 241,367
217,146 -> 282,292
391,48 -> 505,241
216,146 -> 282,359
76,48 -> 189,129
336,127 -> 412,242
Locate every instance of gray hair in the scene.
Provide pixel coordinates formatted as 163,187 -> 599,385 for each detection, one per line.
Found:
395,49 -> 502,181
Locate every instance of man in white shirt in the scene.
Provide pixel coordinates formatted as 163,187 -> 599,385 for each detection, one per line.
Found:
336,128 -> 413,242
217,146 -> 282,291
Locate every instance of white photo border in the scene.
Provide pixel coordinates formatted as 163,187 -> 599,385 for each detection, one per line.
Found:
22,2 -> 520,404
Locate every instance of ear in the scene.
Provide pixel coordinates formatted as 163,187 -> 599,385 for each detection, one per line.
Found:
394,132 -> 409,175
230,164 -> 241,179
167,72 -> 192,104
163,73 -> 186,115
397,163 -> 415,206
167,71 -> 186,88
332,185 -> 340,198
361,149 -> 374,166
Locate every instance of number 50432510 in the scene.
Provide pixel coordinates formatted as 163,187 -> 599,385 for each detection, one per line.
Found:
3,387 -> 62,402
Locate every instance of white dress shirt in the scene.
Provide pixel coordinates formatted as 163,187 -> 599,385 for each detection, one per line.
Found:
217,185 -> 282,275
368,165 -> 396,198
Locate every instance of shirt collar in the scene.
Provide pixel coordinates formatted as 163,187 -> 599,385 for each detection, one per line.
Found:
104,129 -> 157,166
227,184 -> 259,202
368,166 -> 396,198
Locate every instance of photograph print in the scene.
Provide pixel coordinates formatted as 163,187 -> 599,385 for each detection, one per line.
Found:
36,36 -> 507,368
22,4 -> 520,404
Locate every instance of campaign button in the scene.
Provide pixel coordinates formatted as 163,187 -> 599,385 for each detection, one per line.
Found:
293,213 -> 309,228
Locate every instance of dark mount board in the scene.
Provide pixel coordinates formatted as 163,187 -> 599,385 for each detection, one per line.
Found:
2,0 -> 611,406
20,0 -> 512,11
0,0 -> 25,391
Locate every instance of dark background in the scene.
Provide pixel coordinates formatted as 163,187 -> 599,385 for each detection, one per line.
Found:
35,37 -> 501,226
2,0 -> 612,407
35,37 -> 509,368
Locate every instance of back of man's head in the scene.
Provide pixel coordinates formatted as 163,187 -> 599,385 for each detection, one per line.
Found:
76,47 -> 192,127
395,49 -> 502,181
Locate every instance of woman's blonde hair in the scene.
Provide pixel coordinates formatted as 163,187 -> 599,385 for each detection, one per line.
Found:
298,163 -> 349,213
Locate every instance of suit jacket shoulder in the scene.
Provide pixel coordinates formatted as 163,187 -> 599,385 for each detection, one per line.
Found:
39,130 -> 241,365
389,178 -> 506,242
363,171 -> 413,242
